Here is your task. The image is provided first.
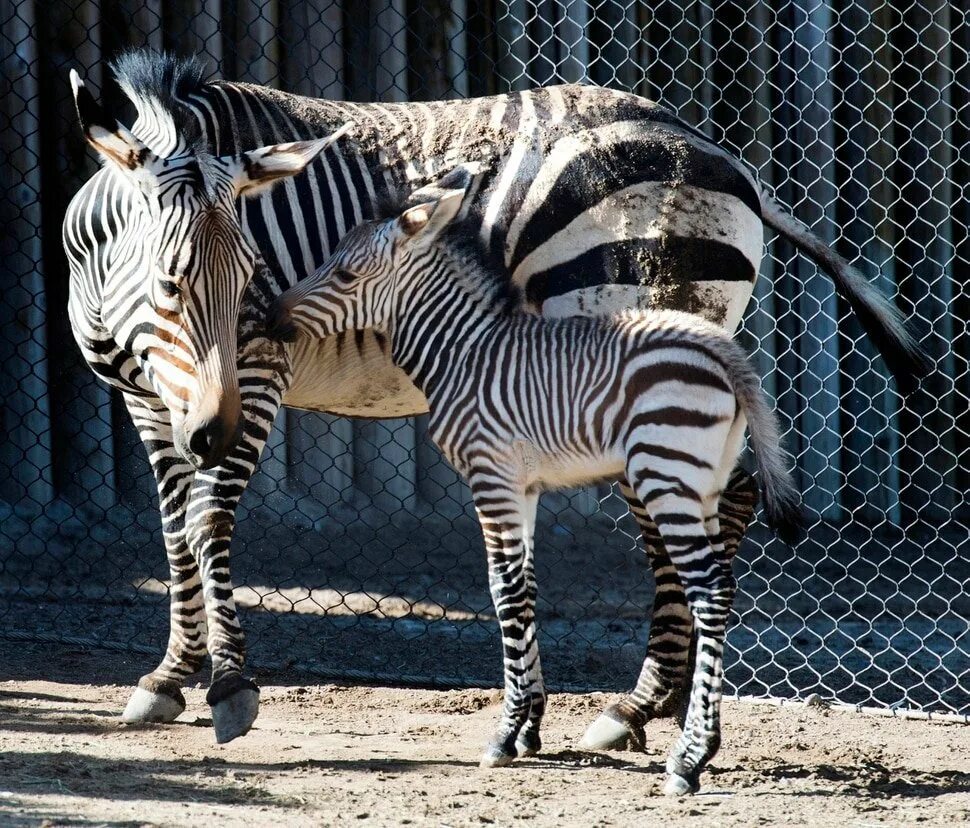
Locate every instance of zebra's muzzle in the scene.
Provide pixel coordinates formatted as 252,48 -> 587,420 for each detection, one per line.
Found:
180,401 -> 244,470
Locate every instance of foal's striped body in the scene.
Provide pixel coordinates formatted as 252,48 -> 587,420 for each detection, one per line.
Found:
273,175 -> 802,793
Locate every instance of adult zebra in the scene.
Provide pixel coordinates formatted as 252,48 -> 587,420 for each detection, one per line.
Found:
63,50 -> 920,745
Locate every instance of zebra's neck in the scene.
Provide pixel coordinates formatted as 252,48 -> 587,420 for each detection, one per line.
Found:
388,250 -> 518,398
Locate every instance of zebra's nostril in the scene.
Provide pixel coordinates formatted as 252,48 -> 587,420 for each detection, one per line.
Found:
188,426 -> 211,458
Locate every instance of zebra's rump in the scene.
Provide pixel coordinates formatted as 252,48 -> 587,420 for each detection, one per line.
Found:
207,80 -> 764,331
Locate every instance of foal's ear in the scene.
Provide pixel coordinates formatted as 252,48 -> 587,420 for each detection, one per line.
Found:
398,189 -> 466,242
70,69 -> 160,181
227,122 -> 353,198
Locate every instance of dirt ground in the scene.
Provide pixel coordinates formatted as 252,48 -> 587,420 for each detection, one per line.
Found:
0,644 -> 967,827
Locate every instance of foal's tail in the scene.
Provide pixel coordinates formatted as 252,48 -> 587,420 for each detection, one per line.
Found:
720,341 -> 804,544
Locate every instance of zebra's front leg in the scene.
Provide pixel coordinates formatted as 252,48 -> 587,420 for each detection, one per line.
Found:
474,480 -> 545,768
582,469 -> 758,752
187,340 -> 290,743
508,491 -> 545,757
121,395 -> 206,724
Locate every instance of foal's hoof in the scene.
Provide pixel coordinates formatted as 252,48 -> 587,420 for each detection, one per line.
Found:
580,710 -> 645,752
122,677 -> 186,723
663,773 -> 699,796
480,745 -> 515,768
207,676 -> 260,744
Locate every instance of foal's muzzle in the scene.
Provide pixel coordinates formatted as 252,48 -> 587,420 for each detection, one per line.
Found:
267,295 -> 298,343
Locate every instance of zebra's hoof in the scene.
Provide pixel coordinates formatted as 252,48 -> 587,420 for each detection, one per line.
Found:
121,685 -> 185,724
663,773 -> 699,796
479,746 -> 515,768
208,676 -> 260,744
581,711 -> 644,752
514,740 -> 538,758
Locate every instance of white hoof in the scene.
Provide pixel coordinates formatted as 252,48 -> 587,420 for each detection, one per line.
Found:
514,740 -> 538,757
211,688 -> 259,744
580,713 -> 630,751
480,747 -> 515,768
122,686 -> 184,724
663,773 -> 697,796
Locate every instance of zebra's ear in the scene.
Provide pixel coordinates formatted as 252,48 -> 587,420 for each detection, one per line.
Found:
398,189 -> 466,242
230,123 -> 354,198
70,69 -> 159,176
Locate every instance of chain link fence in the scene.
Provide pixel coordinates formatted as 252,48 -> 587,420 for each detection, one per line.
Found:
1,1 -> 967,716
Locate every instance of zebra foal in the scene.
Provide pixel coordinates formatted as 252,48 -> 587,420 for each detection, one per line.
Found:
270,170 -> 803,795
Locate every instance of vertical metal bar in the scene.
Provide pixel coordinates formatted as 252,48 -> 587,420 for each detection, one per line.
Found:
0,0 -> 52,512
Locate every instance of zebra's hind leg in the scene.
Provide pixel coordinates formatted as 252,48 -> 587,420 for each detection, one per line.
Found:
638,495 -> 732,794
719,468 -> 759,563
659,501 -> 734,796
581,480 -> 691,752
121,396 -> 206,724
582,469 -> 758,752
472,478 -> 545,768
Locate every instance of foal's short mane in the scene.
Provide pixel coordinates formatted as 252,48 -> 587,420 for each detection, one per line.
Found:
439,231 -> 522,314
375,188 -> 521,313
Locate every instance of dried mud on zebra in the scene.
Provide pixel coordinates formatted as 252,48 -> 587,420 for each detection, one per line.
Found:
62,50 -> 920,792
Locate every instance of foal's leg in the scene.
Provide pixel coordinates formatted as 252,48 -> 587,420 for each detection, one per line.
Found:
472,474 -> 545,768
656,498 -> 733,795
581,479 -> 692,751
121,395 -> 206,723
510,491 -> 546,758
582,469 -> 758,752
719,468 -> 759,562
633,417 -> 745,793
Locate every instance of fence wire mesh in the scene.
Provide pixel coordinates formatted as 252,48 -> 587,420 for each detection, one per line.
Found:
1,1 -> 967,715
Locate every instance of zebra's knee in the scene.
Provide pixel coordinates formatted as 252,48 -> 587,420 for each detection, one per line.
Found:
185,510 -> 235,555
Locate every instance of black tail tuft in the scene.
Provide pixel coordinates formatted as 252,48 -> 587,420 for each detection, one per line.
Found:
763,490 -> 806,546
845,298 -> 930,395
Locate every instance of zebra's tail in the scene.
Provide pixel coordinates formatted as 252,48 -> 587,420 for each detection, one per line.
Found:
720,341 -> 804,544
759,193 -> 926,393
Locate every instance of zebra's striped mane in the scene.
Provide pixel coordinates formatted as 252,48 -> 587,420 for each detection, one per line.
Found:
109,50 -> 208,155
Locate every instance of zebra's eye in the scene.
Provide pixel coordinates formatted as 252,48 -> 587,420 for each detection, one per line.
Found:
332,268 -> 356,285
159,280 -> 182,299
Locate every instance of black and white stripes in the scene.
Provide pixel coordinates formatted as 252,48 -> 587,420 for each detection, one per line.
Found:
62,51 -> 917,747
272,175 -> 803,792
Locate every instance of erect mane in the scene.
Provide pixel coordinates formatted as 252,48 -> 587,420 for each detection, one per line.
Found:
109,50 -> 209,155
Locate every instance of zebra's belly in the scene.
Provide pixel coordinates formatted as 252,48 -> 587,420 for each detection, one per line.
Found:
283,333 -> 429,418
510,439 -> 626,492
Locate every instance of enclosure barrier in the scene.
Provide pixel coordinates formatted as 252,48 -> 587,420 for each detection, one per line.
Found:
1,0 -> 967,716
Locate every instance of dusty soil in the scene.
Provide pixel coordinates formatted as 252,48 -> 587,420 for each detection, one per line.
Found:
0,645 -> 967,827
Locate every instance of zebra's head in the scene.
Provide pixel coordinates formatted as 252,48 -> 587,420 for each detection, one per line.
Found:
70,70 -> 350,468
270,167 -> 475,343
